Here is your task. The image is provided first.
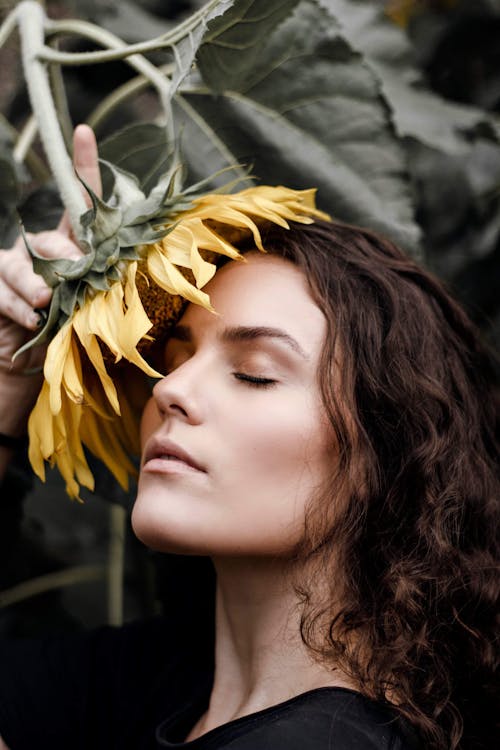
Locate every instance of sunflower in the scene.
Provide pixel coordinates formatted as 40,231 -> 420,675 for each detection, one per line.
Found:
23,183 -> 329,500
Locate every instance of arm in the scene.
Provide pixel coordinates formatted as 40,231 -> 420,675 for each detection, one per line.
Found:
0,736 -> 10,750
0,125 -> 101,483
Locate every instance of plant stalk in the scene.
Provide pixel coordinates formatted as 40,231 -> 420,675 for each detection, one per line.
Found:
17,1 -> 87,236
86,63 -> 174,133
0,565 -> 106,608
39,0 -> 223,65
48,37 -> 74,153
0,113 -> 49,181
108,503 -> 126,627
42,18 -> 176,146
0,3 -> 18,50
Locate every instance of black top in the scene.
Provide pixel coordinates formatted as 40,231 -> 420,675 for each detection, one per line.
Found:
0,615 -> 420,750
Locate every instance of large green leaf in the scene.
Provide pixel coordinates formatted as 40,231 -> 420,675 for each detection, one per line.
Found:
96,0 -> 175,42
98,123 -> 174,194
168,0 -> 236,96
196,0 -> 301,92
321,0 -> 500,154
178,0 -> 420,253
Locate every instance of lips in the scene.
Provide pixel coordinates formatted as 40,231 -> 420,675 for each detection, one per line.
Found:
143,438 -> 206,473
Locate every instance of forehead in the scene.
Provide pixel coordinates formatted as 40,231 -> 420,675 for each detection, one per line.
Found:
177,253 -> 326,353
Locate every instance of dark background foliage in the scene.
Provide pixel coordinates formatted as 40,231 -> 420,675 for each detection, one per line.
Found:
0,0 -> 498,636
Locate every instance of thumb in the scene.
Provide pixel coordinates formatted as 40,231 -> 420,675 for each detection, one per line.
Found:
58,124 -> 102,236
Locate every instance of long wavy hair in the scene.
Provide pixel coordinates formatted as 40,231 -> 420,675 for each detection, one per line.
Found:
256,219 -> 499,750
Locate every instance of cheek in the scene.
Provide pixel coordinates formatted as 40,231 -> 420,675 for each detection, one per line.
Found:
224,395 -> 332,500
140,397 -> 161,449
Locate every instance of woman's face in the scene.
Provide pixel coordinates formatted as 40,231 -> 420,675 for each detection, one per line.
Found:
132,253 -> 333,556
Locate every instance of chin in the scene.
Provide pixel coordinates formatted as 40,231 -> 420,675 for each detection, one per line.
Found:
131,491 -> 227,556
131,503 -> 194,554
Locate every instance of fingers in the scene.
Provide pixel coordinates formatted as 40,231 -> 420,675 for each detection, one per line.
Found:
0,253 -> 48,329
0,125 -> 99,333
73,124 -> 102,198
58,124 -> 102,235
0,231 -> 81,329
0,238 -> 49,328
29,230 -> 83,260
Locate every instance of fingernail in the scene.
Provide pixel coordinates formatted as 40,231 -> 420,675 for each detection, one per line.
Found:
33,308 -> 48,327
34,287 -> 50,305
27,312 -> 41,328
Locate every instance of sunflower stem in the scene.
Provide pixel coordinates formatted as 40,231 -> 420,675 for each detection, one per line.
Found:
86,63 -> 174,133
13,115 -> 37,163
0,3 -> 18,50
0,565 -> 106,609
0,113 -> 50,180
43,17 -> 177,149
47,37 -> 74,153
107,503 -> 126,626
17,1 -> 87,236
39,0 -> 224,65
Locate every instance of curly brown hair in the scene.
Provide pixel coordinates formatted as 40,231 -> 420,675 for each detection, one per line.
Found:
257,219 -> 499,750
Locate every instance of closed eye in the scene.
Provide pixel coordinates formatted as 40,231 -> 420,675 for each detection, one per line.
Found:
233,373 -> 277,388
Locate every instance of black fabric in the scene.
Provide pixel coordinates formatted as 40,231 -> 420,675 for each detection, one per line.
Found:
0,615 -> 420,750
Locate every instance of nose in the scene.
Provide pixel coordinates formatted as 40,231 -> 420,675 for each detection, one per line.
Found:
151,358 -> 204,425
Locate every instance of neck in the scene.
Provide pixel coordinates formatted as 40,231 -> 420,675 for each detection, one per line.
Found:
187,556 -> 355,740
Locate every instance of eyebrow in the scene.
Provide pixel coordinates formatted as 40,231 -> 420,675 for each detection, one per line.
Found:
169,324 -> 308,359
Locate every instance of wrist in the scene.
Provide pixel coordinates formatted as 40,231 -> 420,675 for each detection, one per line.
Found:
0,370 -> 43,438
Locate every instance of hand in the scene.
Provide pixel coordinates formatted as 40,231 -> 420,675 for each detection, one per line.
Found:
0,125 -> 101,436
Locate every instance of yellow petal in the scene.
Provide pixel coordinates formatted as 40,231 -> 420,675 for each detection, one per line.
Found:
73,304 -> 121,414
80,405 -> 135,490
44,322 -> 73,414
87,282 -> 124,362
61,394 -> 94,492
27,382 -> 53,482
121,262 -> 163,377
147,246 -> 214,310
62,335 -> 84,404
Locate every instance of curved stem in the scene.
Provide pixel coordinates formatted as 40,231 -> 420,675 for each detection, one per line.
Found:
43,18 -> 176,147
108,503 -> 126,627
87,63 -> 174,134
0,3 -> 18,50
0,564 -> 106,609
17,1 -> 87,235
39,0 -> 223,65
13,114 -> 37,160
48,37 -> 73,153
0,113 -> 50,181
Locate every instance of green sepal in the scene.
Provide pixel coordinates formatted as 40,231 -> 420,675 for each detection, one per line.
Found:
83,271 -> 114,291
92,236 -> 121,273
59,280 -> 81,317
117,225 -> 167,248
21,228 -> 93,286
77,174 -> 123,242
122,170 -> 181,225
13,286 -> 64,361
98,159 -> 145,206
17,151 -> 239,362
116,246 -> 143,261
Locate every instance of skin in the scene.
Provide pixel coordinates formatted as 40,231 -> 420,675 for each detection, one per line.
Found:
134,254 -> 355,741
0,128 -> 355,748
133,252 -> 333,557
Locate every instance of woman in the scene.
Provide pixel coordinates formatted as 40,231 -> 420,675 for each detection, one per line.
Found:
0,128 -> 498,750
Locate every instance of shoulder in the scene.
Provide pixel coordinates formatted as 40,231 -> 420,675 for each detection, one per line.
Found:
214,689 -> 421,750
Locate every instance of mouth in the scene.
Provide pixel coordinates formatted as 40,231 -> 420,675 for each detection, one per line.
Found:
142,439 -> 206,474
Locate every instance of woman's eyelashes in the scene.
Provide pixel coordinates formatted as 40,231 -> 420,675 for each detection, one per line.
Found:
233,372 -> 277,388
163,346 -> 280,389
